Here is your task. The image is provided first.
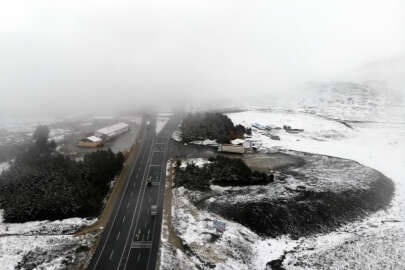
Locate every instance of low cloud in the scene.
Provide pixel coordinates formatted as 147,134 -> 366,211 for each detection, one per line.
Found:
0,0 -> 404,116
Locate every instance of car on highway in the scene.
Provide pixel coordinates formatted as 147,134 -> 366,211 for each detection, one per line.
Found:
147,176 -> 152,186
150,205 -> 157,216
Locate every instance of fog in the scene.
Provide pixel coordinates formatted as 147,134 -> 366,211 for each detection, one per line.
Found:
0,0 -> 404,117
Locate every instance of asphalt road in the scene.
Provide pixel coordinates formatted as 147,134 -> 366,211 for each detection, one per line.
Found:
88,115 -> 181,270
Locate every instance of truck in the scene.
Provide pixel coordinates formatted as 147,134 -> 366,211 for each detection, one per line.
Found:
218,144 -> 244,154
150,205 -> 158,216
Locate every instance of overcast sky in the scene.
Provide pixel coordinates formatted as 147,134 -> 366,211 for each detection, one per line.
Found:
1,0 -> 404,116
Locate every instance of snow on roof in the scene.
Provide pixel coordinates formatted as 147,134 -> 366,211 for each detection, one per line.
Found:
87,136 -> 102,142
231,138 -> 245,145
96,122 -> 129,136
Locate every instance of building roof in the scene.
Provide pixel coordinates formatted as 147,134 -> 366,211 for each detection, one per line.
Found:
87,136 -> 102,142
96,122 -> 129,136
221,144 -> 243,147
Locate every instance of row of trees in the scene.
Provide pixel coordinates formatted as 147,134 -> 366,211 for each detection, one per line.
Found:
174,156 -> 273,191
0,126 -> 125,222
181,113 -> 251,143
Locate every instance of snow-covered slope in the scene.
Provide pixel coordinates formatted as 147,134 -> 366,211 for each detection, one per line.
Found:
0,212 -> 96,270
225,82 -> 405,269
164,81 -> 405,269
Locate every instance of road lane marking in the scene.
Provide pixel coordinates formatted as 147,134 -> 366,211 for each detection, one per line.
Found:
127,202 -> 130,209
137,253 -> 141,262
116,232 -> 120,241
146,135 -> 170,269
90,120 -> 148,270
119,134 -> 157,269
122,216 -> 126,223
109,250 -> 114,261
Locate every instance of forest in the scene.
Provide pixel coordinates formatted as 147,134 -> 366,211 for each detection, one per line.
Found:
181,112 -> 251,143
0,125 -> 125,222
174,156 -> 274,191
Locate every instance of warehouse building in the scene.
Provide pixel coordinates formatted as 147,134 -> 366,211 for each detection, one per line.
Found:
94,122 -> 129,141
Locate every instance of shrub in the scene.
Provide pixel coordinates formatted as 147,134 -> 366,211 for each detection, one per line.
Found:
181,113 -> 249,143
173,156 -> 273,191
0,126 -> 125,222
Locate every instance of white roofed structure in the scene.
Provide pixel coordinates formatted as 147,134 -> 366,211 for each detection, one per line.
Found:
87,136 -> 102,142
95,122 -> 129,140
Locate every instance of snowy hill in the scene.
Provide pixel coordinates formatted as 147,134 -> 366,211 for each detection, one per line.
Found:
297,81 -> 404,122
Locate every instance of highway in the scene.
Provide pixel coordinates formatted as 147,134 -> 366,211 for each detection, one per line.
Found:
88,114 -> 180,270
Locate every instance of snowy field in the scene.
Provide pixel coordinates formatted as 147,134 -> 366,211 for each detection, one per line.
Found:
0,212 -> 96,270
0,118 -> 59,134
0,162 -> 10,174
163,84 -> 405,269
156,116 -> 169,134
225,99 -> 405,268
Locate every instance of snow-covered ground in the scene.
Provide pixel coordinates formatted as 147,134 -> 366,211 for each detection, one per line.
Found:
0,118 -> 59,133
49,128 -> 73,143
0,162 -> 10,174
170,187 -> 260,270
180,158 -> 211,169
164,82 -> 405,269
229,110 -> 355,143
225,85 -> 405,269
156,117 -> 169,134
0,211 -> 96,270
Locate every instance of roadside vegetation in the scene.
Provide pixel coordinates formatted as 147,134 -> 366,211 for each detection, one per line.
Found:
181,112 -> 251,143
173,156 -> 274,191
0,125 -> 124,223
0,143 -> 27,163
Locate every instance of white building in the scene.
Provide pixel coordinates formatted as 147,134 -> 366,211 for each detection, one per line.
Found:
95,122 -> 129,140
78,136 -> 104,148
218,144 -> 244,154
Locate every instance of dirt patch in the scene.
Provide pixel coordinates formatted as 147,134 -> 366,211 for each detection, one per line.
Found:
241,152 -> 304,172
164,160 -> 185,251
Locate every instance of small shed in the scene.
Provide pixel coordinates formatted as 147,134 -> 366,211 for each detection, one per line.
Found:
77,136 -> 104,148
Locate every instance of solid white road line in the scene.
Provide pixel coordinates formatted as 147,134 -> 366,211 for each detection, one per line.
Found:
91,123 -> 147,270
119,135 -> 156,270
146,136 -> 169,269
